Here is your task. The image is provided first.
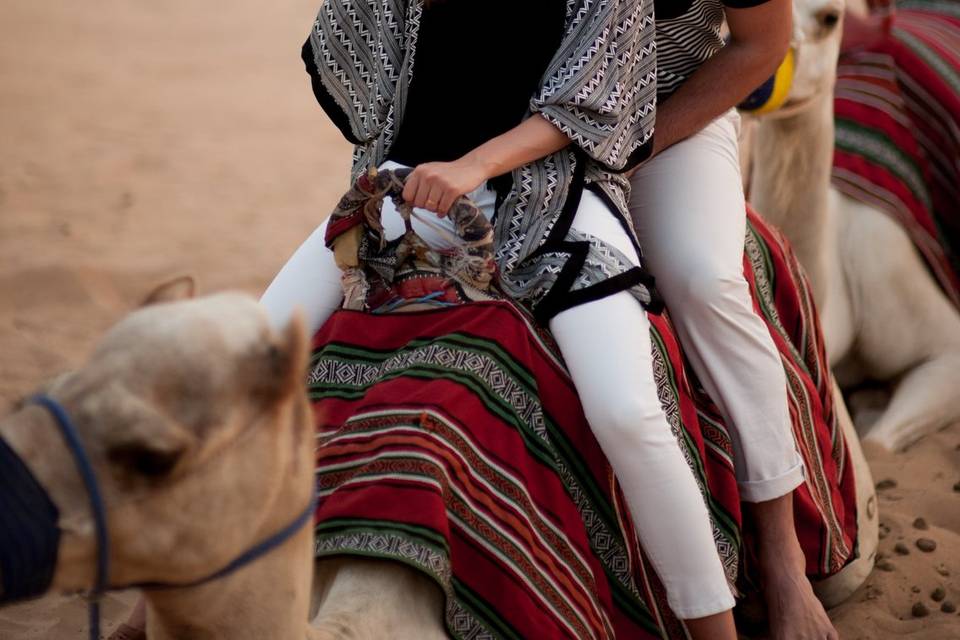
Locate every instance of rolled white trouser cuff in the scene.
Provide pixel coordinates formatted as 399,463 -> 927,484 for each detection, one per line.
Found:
668,589 -> 737,620
737,458 -> 805,503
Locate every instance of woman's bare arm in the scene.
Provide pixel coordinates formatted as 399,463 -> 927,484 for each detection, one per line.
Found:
402,114 -> 570,215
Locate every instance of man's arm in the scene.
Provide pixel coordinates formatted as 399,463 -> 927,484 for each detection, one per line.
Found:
649,0 -> 793,158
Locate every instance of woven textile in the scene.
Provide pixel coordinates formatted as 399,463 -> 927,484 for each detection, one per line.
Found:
304,0 -> 660,321
833,1 -> 960,305
309,207 -> 858,639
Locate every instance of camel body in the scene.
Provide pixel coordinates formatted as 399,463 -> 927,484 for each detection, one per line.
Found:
748,0 -> 960,451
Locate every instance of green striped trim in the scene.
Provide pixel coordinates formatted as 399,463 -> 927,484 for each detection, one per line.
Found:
898,0 -> 960,18
835,119 -> 932,209
452,579 -> 525,640
648,330 -> 742,555
893,26 -> 960,95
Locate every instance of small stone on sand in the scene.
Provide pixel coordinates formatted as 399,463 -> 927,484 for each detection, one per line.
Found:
912,602 -> 930,618
913,517 -> 929,530
916,538 -> 937,552
894,542 -> 910,555
876,560 -> 896,572
932,587 -> 946,602
876,478 -> 898,490
936,564 -> 950,577
942,601 -> 957,614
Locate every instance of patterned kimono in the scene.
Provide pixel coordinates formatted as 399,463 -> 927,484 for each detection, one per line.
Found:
305,0 -> 662,322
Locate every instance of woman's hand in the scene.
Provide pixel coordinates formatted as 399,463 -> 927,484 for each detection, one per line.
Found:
401,115 -> 571,216
402,156 -> 492,216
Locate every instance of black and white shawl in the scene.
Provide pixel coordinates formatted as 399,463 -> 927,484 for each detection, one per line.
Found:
305,0 -> 662,321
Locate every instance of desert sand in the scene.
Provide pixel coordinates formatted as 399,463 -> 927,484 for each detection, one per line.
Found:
0,1 -> 957,638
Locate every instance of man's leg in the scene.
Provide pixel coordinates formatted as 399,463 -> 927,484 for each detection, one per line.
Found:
630,111 -> 836,639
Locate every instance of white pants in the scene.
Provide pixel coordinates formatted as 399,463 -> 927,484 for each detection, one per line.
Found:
261,160 -> 735,618
629,111 -> 805,503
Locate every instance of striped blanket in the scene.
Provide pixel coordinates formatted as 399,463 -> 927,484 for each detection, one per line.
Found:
308,208 -> 858,639
833,0 -> 960,305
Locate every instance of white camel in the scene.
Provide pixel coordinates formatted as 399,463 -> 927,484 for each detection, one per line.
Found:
747,0 -> 960,452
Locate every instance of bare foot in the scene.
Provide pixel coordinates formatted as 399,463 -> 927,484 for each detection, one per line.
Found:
749,494 -> 838,640
760,545 -> 839,640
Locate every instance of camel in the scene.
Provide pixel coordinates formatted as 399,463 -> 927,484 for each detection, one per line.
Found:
746,0 -> 960,452
0,269 -> 874,640
0,278 -> 321,640
0,277 -> 452,640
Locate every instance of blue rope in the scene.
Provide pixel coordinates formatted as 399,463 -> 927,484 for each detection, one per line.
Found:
132,491 -> 317,591
30,395 -> 108,640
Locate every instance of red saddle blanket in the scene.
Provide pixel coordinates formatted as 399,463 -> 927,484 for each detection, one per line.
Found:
833,1 -> 960,305
309,209 -> 858,639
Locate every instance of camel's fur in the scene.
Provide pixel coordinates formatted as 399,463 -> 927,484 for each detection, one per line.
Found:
0,280 -> 320,639
748,0 -> 960,452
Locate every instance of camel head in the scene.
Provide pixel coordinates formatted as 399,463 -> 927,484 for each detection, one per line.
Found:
0,277 -> 313,601
780,0 -> 845,116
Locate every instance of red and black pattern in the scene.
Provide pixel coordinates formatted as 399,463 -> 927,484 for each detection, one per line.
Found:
308,204 -> 858,638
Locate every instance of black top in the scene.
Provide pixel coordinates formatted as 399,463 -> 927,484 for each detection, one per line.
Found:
386,0 -> 566,168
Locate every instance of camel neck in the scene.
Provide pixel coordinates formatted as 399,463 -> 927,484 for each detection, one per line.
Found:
750,93 -> 835,304
145,521 -> 314,640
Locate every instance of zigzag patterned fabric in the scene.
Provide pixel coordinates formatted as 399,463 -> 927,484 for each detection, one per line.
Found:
308,207 -> 858,639
833,0 -> 960,305
305,0 -> 660,322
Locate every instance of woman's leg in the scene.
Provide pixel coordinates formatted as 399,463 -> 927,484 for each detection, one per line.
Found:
549,191 -> 736,634
629,111 -> 836,639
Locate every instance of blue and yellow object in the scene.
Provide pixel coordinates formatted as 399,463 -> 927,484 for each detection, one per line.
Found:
738,48 -> 796,114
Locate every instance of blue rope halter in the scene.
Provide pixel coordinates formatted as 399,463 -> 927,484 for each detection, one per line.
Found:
29,394 -> 317,640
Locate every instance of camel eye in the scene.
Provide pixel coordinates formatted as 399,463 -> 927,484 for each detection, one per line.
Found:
818,8 -> 841,31
107,442 -> 184,478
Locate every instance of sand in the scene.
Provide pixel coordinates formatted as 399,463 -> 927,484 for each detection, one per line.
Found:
0,1 -> 956,638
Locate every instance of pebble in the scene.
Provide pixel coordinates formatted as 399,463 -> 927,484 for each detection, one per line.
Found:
912,602 -> 930,618
942,601 -> 957,614
894,542 -> 911,555
876,560 -> 896,572
953,481 -> 960,493
913,517 -> 929,530
876,478 -> 898,490
916,538 -> 938,552
932,587 -> 946,602
936,564 -> 950,577
912,586 -> 922,594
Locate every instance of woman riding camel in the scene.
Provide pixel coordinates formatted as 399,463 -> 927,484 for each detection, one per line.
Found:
111,0 -> 836,638
264,1 -> 743,636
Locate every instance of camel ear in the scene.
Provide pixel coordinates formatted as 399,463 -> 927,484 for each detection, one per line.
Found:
247,311 -> 309,406
141,275 -> 197,306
